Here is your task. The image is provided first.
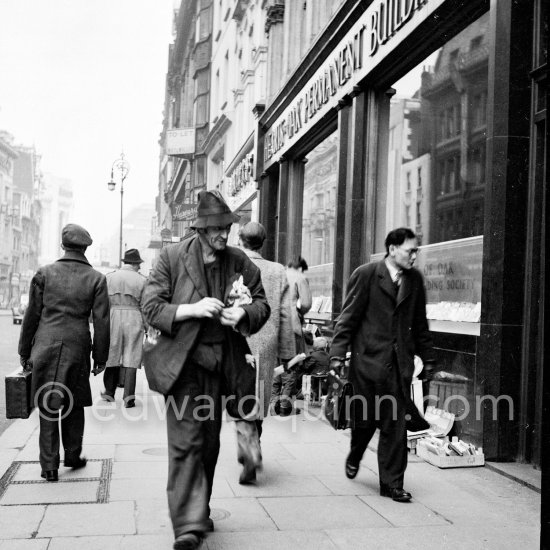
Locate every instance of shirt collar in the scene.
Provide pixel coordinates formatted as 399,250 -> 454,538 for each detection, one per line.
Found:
385,258 -> 402,283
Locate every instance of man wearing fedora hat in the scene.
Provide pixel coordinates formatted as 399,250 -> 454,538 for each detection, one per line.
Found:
142,190 -> 270,550
102,248 -> 147,408
18,224 -> 110,482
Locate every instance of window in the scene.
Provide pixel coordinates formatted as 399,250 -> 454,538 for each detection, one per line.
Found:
301,131 -> 338,308
375,13 -> 489,326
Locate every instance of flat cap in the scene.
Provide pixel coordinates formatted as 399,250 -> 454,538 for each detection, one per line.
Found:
61,223 -> 93,247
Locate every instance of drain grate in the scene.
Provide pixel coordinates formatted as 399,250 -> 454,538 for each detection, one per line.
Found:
0,459 -> 112,505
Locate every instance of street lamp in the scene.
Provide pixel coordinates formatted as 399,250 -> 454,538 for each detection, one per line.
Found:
107,152 -> 130,267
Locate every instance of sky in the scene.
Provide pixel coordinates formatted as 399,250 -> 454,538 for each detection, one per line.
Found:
0,0 -> 176,249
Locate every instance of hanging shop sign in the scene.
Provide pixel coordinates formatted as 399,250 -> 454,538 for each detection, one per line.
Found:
172,203 -> 198,222
166,128 -> 196,156
263,0 -> 442,166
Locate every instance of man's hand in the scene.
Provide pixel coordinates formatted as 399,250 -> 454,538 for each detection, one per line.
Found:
92,362 -> 106,376
20,356 -> 32,370
220,306 -> 246,328
192,297 -> 225,319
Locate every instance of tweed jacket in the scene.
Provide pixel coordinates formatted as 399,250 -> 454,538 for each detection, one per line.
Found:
18,250 -> 110,407
244,250 -> 296,415
330,260 -> 434,390
141,235 -> 270,395
105,265 -> 147,369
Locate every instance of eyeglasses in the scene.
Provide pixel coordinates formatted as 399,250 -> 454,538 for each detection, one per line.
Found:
399,247 -> 419,257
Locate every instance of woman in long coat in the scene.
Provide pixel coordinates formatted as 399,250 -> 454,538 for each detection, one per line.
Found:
18,224 -> 110,481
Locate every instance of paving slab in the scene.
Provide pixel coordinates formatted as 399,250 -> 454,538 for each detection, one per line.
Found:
46,535 -> 124,550
37,501 -> 136,537
211,477 -> 235,498
205,530 -> 338,550
227,473 -> 332,498
109,477 -> 165,501
315,473 -> 380,496
208,497 -> 278,532
0,414 -> 38,449
0,449 -> 19,479
259,495 -> 391,530
324,523 -> 540,550
1,480 -> 100,505
359,495 -> 451,527
114,444 -> 169,461
135,498 -> 171,535
0,504 -> 45,539
111,460 -> 168,479
0,540 -> 50,550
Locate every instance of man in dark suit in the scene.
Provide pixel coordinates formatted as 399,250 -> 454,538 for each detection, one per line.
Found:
18,224 -> 110,482
142,191 -> 270,550
329,227 -> 435,502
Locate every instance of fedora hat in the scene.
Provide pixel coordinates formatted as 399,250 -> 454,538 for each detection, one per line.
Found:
122,248 -> 143,264
191,190 -> 240,229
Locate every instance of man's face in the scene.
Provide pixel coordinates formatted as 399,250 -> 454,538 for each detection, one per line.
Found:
199,224 -> 232,253
389,238 -> 419,270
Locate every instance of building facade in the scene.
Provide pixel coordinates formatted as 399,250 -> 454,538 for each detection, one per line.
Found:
255,0 -> 547,466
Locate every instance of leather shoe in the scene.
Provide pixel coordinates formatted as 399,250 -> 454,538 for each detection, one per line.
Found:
345,455 -> 359,479
124,399 -> 135,408
64,456 -> 87,469
239,463 -> 257,485
173,532 -> 202,550
100,391 -> 114,401
380,485 -> 412,502
41,469 -> 58,482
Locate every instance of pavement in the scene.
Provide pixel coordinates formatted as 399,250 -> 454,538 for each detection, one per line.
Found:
0,370 -> 541,550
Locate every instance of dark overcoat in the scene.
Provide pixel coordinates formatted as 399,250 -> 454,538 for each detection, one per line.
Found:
18,250 -> 110,408
141,235 -> 270,396
330,260 -> 434,393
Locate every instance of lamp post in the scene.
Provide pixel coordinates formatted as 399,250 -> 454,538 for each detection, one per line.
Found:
107,153 -> 130,267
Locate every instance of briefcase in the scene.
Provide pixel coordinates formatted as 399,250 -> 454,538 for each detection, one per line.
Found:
5,366 -> 34,419
323,369 -> 354,430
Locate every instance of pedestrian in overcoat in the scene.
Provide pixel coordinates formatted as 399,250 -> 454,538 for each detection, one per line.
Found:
103,248 -> 147,407
18,224 -> 110,482
141,190 -> 269,550
235,221 -> 296,483
329,227 -> 435,502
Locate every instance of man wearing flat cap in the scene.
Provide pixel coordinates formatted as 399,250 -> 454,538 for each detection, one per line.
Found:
18,223 -> 110,482
102,248 -> 147,408
142,190 -> 270,550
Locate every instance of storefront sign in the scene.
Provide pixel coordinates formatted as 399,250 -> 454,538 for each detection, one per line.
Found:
166,128 -> 195,156
228,153 -> 254,197
264,0 -> 440,166
172,203 -> 198,221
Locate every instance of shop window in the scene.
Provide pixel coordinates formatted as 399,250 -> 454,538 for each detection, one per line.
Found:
374,13 -> 489,330
301,131 -> 338,319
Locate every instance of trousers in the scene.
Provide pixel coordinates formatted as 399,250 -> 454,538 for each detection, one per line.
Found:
348,354 -> 408,489
38,405 -> 84,470
165,364 -> 223,538
103,366 -> 137,401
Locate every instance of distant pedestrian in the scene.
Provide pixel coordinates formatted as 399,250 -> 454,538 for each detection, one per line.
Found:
18,224 -> 110,482
141,190 -> 269,550
102,248 -> 147,408
329,227 -> 435,502
236,221 -> 296,483
286,256 -> 312,355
